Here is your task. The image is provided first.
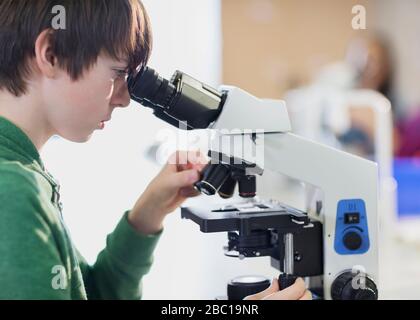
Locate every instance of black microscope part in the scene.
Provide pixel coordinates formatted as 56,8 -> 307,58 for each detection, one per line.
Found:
227,276 -> 271,300
227,230 -> 275,257
237,175 -> 257,198
128,66 -> 225,130
194,163 -> 231,196
194,153 -> 261,199
279,274 -> 298,290
331,272 -> 378,300
218,175 -> 237,199
181,200 -> 323,278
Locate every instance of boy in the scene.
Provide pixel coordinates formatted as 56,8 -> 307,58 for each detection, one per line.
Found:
0,0 -> 310,300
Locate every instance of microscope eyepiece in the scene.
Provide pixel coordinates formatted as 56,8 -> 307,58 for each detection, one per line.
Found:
128,67 -> 176,108
128,66 -> 225,129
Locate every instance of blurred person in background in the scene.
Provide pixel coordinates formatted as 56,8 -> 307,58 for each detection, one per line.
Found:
337,34 -> 396,156
287,34 -> 397,158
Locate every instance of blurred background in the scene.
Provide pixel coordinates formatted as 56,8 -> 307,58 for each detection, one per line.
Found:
41,0 -> 420,299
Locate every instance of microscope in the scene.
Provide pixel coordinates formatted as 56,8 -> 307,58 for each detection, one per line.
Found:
128,67 -> 379,300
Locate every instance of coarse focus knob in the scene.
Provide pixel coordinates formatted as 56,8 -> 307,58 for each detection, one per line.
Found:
331,272 -> 378,300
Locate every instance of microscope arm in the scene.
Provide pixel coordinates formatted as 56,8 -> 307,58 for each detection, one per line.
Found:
262,132 -> 379,300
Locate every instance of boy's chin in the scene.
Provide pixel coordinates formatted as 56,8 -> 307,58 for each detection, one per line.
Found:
62,132 -> 94,144
57,125 -> 98,143
76,134 -> 93,143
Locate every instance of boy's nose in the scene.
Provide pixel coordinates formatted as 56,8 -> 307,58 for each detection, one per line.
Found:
111,83 -> 131,108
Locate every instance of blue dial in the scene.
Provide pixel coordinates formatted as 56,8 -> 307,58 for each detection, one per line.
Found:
334,199 -> 370,255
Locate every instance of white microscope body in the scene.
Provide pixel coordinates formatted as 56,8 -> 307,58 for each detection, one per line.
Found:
128,67 -> 379,300
208,86 -> 379,300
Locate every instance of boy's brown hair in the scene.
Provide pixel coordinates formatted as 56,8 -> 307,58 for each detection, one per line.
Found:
0,0 -> 152,97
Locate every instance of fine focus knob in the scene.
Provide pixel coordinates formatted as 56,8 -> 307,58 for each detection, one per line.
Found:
331,272 -> 378,300
227,275 -> 271,300
343,230 -> 362,251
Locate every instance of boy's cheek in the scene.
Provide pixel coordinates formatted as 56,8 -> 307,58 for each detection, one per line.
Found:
42,67 -> 117,141
77,74 -> 116,105
44,82 -> 107,137
56,75 -> 112,113
52,59 -> 116,111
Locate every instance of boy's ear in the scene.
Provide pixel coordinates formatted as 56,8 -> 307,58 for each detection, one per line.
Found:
34,29 -> 59,78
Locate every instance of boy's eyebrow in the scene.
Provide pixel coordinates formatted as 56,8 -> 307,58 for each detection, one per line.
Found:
113,57 -> 129,66
113,64 -> 128,68
112,60 -> 129,70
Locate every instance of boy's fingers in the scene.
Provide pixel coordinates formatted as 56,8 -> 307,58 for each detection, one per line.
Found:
299,290 -> 313,300
244,278 -> 279,300
178,163 -> 192,171
179,161 -> 207,173
193,161 -> 208,172
169,169 -> 200,189
166,151 -> 208,172
164,151 -> 189,173
179,186 -> 201,198
262,277 -> 306,300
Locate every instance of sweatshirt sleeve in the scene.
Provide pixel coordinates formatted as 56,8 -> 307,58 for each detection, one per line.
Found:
78,211 -> 162,300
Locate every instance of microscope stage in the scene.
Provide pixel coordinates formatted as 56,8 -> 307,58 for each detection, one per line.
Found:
181,199 -> 310,233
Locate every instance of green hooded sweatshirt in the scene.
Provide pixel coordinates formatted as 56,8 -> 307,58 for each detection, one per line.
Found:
0,116 -> 162,300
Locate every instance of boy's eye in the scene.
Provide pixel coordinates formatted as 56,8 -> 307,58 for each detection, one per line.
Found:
113,69 -> 129,79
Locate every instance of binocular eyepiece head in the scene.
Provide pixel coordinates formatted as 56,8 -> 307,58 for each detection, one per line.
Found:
128,66 -> 225,130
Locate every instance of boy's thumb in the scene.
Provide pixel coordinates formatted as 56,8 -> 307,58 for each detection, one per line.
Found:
170,169 -> 200,189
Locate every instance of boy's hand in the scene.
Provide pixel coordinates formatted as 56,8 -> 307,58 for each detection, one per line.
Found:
244,277 -> 312,300
128,151 -> 208,235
